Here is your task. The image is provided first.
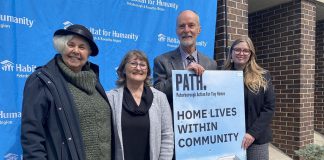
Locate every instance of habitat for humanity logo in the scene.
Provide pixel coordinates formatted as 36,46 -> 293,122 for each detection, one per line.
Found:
126,0 -> 179,11
158,34 -> 166,42
0,110 -> 21,125
63,21 -> 73,29
158,33 -> 179,48
61,21 -> 139,43
0,60 -> 36,78
0,14 -> 34,28
1,60 -> 14,71
157,33 -> 207,48
4,153 -> 21,160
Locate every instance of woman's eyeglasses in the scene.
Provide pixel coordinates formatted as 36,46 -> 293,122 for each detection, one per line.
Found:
233,48 -> 251,55
128,61 -> 148,70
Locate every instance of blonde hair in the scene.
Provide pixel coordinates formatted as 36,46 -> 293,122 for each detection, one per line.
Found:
223,37 -> 268,93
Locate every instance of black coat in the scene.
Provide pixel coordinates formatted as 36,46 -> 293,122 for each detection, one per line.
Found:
244,71 -> 276,144
21,55 -> 113,160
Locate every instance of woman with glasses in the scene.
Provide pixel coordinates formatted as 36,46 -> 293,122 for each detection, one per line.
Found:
107,50 -> 174,160
223,37 -> 275,160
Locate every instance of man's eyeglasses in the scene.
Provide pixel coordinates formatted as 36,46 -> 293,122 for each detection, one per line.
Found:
233,48 -> 251,55
128,61 -> 148,70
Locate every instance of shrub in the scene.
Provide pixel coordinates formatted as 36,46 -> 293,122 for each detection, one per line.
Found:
294,144 -> 324,160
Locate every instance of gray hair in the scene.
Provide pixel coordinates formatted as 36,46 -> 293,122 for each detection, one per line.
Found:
176,10 -> 201,27
53,35 -> 74,54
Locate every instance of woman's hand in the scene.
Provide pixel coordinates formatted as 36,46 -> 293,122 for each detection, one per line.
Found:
241,133 -> 255,150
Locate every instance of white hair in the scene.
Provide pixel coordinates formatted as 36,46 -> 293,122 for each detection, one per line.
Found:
53,35 -> 74,54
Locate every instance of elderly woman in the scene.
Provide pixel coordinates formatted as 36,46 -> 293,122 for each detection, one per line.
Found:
223,37 -> 275,160
21,24 -> 112,160
107,50 -> 174,160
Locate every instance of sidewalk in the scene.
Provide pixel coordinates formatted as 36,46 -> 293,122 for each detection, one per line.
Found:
269,144 -> 292,160
269,131 -> 324,160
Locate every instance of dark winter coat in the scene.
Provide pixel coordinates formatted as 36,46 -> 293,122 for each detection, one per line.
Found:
21,54 -> 113,160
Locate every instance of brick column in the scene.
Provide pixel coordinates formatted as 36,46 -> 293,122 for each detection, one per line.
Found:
315,20 -> 324,134
249,0 -> 316,159
215,0 -> 248,66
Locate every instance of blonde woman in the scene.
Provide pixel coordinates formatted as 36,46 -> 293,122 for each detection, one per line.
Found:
223,37 -> 275,160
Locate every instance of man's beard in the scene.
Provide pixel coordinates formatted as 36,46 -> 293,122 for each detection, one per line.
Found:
180,39 -> 194,47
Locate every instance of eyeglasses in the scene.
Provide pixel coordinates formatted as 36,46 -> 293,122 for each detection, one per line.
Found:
233,48 -> 251,55
127,61 -> 148,70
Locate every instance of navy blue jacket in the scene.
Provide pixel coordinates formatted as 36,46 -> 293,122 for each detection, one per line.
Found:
21,55 -> 113,160
244,71 -> 275,144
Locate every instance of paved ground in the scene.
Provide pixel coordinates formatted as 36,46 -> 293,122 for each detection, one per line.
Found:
269,131 -> 324,160
314,131 -> 324,145
269,144 -> 292,160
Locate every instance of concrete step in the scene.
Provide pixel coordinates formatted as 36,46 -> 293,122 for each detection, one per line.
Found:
315,131 -> 324,145
269,143 -> 292,160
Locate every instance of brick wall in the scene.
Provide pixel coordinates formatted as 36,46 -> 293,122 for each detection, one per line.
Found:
315,20 -> 324,134
249,0 -> 316,159
215,0 -> 318,158
215,0 -> 227,64
214,0 -> 228,66
215,0 -> 248,66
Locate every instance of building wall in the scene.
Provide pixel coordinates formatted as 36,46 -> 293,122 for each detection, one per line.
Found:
215,0 -> 319,159
315,20 -> 324,134
215,0 -> 227,63
215,0 -> 248,66
248,0 -> 316,159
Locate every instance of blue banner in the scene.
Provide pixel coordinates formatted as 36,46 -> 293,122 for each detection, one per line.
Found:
172,70 -> 246,160
0,0 -> 217,159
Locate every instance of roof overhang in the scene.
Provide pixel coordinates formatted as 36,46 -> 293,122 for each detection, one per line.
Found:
249,0 -> 324,21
